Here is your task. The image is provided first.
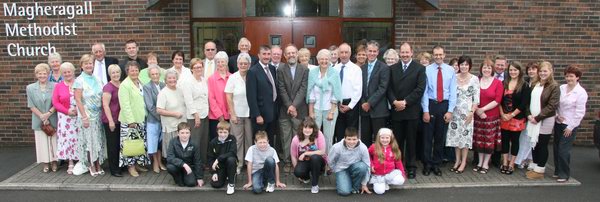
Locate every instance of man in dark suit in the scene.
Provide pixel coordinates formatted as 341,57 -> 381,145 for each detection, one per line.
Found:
246,45 -> 278,143
387,42 -> 426,179
119,39 -> 148,80
276,44 -> 308,166
228,37 -> 258,73
359,40 -> 390,147
92,42 -> 119,86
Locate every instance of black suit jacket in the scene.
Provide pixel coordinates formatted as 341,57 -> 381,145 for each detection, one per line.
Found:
246,63 -> 278,123
102,57 -> 119,81
360,60 -> 390,118
387,61 -> 426,121
228,54 -> 258,73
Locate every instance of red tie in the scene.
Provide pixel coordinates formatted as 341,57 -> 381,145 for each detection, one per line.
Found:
437,66 -> 443,102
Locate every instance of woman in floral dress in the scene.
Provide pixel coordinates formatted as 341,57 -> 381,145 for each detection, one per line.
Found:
52,62 -> 79,174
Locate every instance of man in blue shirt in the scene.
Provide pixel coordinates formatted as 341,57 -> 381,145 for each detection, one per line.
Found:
420,45 -> 457,176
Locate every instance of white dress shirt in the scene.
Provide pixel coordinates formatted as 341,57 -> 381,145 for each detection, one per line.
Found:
94,59 -> 108,86
333,61 -> 362,109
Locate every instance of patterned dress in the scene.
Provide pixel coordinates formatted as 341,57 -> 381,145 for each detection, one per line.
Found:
73,72 -> 105,167
446,75 -> 480,149
56,88 -> 79,160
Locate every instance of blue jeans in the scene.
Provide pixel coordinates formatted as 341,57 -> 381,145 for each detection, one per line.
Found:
251,157 -> 275,194
335,161 -> 369,196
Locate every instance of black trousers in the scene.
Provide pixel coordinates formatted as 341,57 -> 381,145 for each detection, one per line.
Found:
103,122 -> 121,174
167,163 -> 198,187
422,100 -> 448,169
293,155 -> 325,186
392,119 -> 418,171
334,107 -> 359,143
501,130 -> 521,156
211,156 -> 238,188
360,116 -> 387,147
532,134 -> 551,167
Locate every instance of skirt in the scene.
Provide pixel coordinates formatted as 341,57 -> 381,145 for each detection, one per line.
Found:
56,112 -> 79,160
119,122 -> 150,167
76,119 -> 105,167
473,116 -> 501,154
162,131 -> 178,157
34,130 -> 57,163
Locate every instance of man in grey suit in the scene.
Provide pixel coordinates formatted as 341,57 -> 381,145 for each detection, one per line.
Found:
359,40 -> 390,147
276,44 -> 309,166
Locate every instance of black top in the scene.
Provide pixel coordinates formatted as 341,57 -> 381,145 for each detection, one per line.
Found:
167,137 -> 204,179
207,134 -> 237,174
501,82 -> 531,120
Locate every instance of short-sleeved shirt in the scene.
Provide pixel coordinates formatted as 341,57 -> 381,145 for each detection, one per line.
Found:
101,82 -> 120,123
244,145 -> 279,174
224,72 -> 249,117
157,87 -> 187,133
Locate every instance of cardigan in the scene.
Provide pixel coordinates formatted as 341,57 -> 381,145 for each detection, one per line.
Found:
118,77 -> 146,123
27,81 -> 57,129
290,131 -> 328,162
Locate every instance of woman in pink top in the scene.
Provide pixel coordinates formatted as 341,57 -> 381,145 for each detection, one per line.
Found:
51,62 -> 79,174
473,58 -> 504,174
368,128 -> 405,194
208,51 -> 231,140
553,65 -> 588,182
290,117 -> 327,193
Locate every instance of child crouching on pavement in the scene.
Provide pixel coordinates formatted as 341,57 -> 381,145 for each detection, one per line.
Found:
368,128 -> 406,194
328,127 -> 371,196
208,121 -> 238,194
166,122 -> 204,187
242,131 -> 286,193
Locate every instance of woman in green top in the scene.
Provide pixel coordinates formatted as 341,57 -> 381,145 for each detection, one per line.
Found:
118,61 -> 150,177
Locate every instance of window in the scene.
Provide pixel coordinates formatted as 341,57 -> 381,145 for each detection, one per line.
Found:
295,0 -> 339,17
246,0 -> 289,17
192,0 -> 243,18
192,22 -> 243,58
342,22 -> 393,58
343,0 -> 392,18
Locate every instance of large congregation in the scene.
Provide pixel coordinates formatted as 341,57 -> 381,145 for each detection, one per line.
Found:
26,37 -> 588,196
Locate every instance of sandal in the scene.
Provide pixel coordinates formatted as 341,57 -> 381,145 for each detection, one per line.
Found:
479,167 -> 489,174
89,167 -> 98,177
67,165 -> 74,175
455,169 -> 464,174
42,166 -> 50,173
505,166 -> 514,175
51,162 -> 58,172
472,166 -> 482,172
500,165 -> 507,174
449,166 -> 459,172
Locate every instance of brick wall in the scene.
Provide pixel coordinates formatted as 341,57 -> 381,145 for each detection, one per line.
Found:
0,0 -> 190,146
395,0 -> 600,145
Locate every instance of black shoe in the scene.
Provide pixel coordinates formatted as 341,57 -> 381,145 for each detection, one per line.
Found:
111,172 -> 123,177
408,170 -> 416,179
422,168 -> 431,176
433,167 -> 442,176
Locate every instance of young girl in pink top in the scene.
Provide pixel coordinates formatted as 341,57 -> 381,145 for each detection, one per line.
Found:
290,117 -> 327,194
368,128 -> 405,194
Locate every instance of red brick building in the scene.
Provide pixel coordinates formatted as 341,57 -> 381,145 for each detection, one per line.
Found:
1,0 -> 598,145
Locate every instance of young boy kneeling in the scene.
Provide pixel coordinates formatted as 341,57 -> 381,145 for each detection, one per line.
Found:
208,121 -> 238,194
242,131 -> 286,193
328,127 -> 371,196
166,122 -> 204,187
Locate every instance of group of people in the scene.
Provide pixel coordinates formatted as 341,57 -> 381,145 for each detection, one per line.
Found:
27,37 -> 587,196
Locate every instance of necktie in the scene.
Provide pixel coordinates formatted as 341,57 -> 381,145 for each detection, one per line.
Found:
290,67 -> 295,80
97,61 -> 105,85
495,73 -> 502,80
403,64 -> 408,72
339,65 -> 345,84
367,63 -> 374,84
437,66 -> 443,102
207,61 -> 214,76
265,66 -> 276,101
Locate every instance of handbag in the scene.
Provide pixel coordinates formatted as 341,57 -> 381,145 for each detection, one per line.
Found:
122,126 -> 146,157
41,122 -> 56,136
501,118 -> 526,132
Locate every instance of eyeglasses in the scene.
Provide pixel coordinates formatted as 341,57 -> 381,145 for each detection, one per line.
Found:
205,49 -> 216,51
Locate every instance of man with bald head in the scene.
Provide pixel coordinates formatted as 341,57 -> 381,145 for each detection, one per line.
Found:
332,43 -> 362,143
203,41 -> 218,77
387,42 -> 426,179
228,37 -> 258,73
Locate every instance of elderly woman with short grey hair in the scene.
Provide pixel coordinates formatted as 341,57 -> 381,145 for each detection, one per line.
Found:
48,52 -> 63,82
52,62 -> 79,174
28,63 -> 58,173
383,49 -> 399,66
307,49 -> 342,153
144,64 -> 167,173
207,51 -> 231,140
157,69 -> 187,160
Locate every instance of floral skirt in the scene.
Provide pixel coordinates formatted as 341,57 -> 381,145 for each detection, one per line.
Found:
76,119 -> 105,167
56,112 -> 79,160
473,116 -> 501,154
119,122 -> 150,167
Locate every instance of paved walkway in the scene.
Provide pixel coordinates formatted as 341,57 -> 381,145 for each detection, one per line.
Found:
0,162 -> 579,191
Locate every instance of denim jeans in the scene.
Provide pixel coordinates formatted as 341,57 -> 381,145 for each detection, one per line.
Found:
251,157 -> 276,193
553,123 -> 577,179
335,161 -> 369,196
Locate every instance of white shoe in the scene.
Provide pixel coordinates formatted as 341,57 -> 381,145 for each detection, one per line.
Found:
226,184 -> 235,195
385,184 -> 390,191
299,178 -> 310,184
266,183 -> 275,192
311,185 -> 319,194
